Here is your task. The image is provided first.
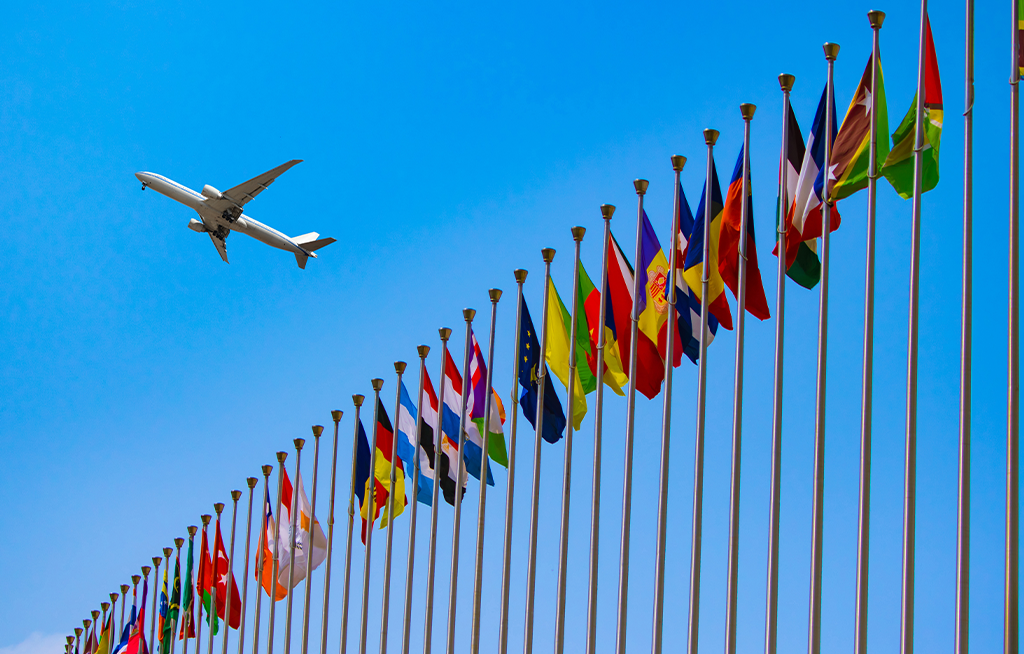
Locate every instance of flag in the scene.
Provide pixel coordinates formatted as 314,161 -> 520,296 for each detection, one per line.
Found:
179,538 -> 196,638
605,233 -> 637,378
198,526 -> 218,636
421,367 -> 465,506
545,277 -> 588,427
517,293 -> 567,444
289,471 -> 328,581
776,102 -> 804,251
780,84 -> 841,289
441,347 -> 494,485
465,329 -> 509,473
881,14 -> 943,198
579,260 -> 627,394
210,520 -> 241,628
161,555 -> 180,652
675,181 -> 719,363
719,144 -> 771,320
354,419 -> 377,544
396,380 -> 435,505
157,568 -> 168,653
635,210 -> 678,399
827,52 -> 889,201
97,615 -> 114,654
372,398 -> 408,525
273,469 -> 333,585
257,488 -> 287,600
115,589 -> 137,654
83,625 -> 98,654
124,579 -> 148,654
683,158 -> 735,329
1019,0 -> 1024,77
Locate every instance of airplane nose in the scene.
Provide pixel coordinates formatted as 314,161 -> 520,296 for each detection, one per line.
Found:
135,172 -> 145,182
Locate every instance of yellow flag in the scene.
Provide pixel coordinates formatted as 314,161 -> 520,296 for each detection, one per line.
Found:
545,277 -> 587,429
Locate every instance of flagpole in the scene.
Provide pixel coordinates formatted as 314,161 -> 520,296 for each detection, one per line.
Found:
523,248 -> 555,654
956,0 -> 974,651
381,362 -> 408,654
252,466 -> 273,654
100,604 -> 109,654
900,2 -> 927,649
183,529 -> 196,654
133,574 -> 143,640
120,584 -> 130,638
686,128 -> 718,654
359,379 -> 385,654
108,594 -> 119,654
340,399 -> 364,654
652,157 -> 684,654
198,515 -> 211,654
470,289 -> 502,654
283,439 -> 306,654
808,42 -> 838,654
268,452 -> 290,654
424,329 -> 452,654
84,620 -> 91,654
223,491 -> 242,654
68,633 -> 76,654
765,73 -> 793,654
553,228 -> 584,654
586,204 -> 614,654
445,308 -> 477,654
1009,0 -> 1021,649
208,506 -> 224,654
613,179 -> 649,654
300,426 -> 325,654
237,478 -> 259,654
152,556 -> 164,651
76,626 -> 83,654
499,271 -> 527,654
170,540 -> 182,654
402,347 -> 429,654
161,548 -> 174,654
320,410 -> 344,654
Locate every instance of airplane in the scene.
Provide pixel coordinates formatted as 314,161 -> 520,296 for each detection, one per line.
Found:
135,160 -> 335,268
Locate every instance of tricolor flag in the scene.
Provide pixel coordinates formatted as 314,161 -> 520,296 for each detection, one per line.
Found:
579,260 -> 627,394
354,419 -> 376,544
466,330 -> 508,472
83,624 -> 98,654
123,579 -> 148,654
441,347 -> 494,485
684,158 -> 735,329
421,366 -> 465,506
179,537 -> 196,638
781,85 -> 841,289
604,233 -> 636,380
160,554 -> 180,652
157,567 -> 168,652
636,210 -> 680,399
368,399 -> 408,526
396,380 -> 435,505
517,293 -> 567,444
257,489 -> 286,600
882,14 -> 942,198
116,585 -> 138,654
675,182 -> 719,363
719,143 -> 770,320
97,615 -> 114,654
545,277 -> 588,428
828,52 -> 889,202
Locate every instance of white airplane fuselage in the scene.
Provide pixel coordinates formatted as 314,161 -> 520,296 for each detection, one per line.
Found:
135,172 -> 302,255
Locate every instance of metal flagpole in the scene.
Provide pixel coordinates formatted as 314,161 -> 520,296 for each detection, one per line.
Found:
586,204 -> 614,654
120,584 -> 129,638
900,2 -> 927,649
554,229 -> 584,654
237,478 -> 259,654
401,347 -> 429,654
68,634 -> 75,654
252,467 -> 273,654
268,452 -> 289,654
108,594 -> 118,654
614,179 -> 649,654
424,329 -> 452,654
855,14 -> 884,654
652,157 -> 685,654
320,410 -> 344,654
183,529 -> 196,654
359,379 -> 385,654
470,289 -> 502,654
133,573 -> 144,643
83,620 -> 91,654
687,128 -> 718,654
808,42 -> 838,654
445,309 -> 477,654
956,0 -> 974,651
100,604 -> 109,654
283,439 -> 306,654
340,399 -> 364,654
523,248 -> 556,654
499,271 -> 527,654
161,548 -> 174,653
88,615 -> 96,654
170,540 -> 183,654
300,426 -> 325,654
75,627 -> 82,654
207,506 -> 224,654
1009,0 -> 1021,649
381,363 -> 408,654
724,104 -> 756,654
152,556 -> 164,651
223,491 -> 242,654
765,73 -> 793,654
198,516 -> 210,654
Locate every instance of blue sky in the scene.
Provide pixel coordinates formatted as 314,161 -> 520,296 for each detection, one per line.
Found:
0,0 -> 1015,652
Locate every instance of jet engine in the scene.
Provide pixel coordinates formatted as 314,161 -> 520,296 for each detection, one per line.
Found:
188,218 -> 208,233
201,185 -> 223,200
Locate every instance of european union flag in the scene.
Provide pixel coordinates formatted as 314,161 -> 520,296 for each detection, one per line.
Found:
517,294 -> 566,444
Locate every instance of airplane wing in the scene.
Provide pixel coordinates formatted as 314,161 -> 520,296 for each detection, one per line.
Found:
220,160 -> 302,207
208,232 -> 229,263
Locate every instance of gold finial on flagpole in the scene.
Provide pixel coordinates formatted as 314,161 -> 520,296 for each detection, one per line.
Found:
92,610 -> 100,621
779,74 -> 796,92
164,547 -> 174,558
867,10 -> 885,29
542,248 -> 556,263
313,425 -> 324,438
75,628 -> 83,637
634,179 -> 649,195
201,515 -> 212,526
372,379 -> 384,392
277,451 -> 288,464
331,410 -> 343,422
671,155 -> 687,172
741,103 -> 757,120
186,526 -> 197,538
395,361 -> 408,375
489,289 -> 503,302
571,226 -> 586,241
248,477 -> 259,489
704,129 -> 720,145
463,308 -> 476,321
262,465 -> 273,477
102,602 -> 110,612
439,327 -> 453,341
294,438 -> 305,451
353,394 -> 365,407
231,490 -> 242,501
823,42 -> 840,60
131,575 -> 141,585
417,345 -> 431,357
110,592 -> 119,603
152,556 -> 162,568
142,566 -> 151,577
601,204 -> 616,219
514,269 -> 528,283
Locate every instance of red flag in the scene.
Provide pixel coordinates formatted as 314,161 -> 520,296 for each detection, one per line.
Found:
257,487 -> 287,601
125,579 -> 149,654
213,521 -> 242,628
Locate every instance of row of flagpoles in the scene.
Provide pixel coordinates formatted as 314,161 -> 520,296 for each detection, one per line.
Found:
65,0 -> 1021,652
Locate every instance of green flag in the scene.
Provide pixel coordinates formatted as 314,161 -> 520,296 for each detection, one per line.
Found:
881,15 -> 943,198
162,555 -> 181,650
828,52 -> 889,202
179,537 -> 195,639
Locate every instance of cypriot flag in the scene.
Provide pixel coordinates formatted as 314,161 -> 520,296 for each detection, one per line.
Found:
274,470 -> 328,590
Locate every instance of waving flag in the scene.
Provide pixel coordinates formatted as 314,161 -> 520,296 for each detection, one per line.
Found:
675,182 -> 719,363
372,399 -> 407,525
396,381 -> 435,505
604,233 -> 636,380
257,489 -> 286,600
635,210 -> 679,398
210,521 -> 241,628
545,277 -> 588,427
157,568 -> 168,653
97,615 -> 114,654
354,420 -> 376,543
828,52 -> 889,202
161,554 -> 180,652
518,294 -> 567,444
198,526 -> 218,634
719,144 -> 771,320
421,367 -> 464,505
441,346 -> 494,485
116,585 -> 138,654
123,578 -> 148,654
684,158 -> 735,330
579,260 -> 627,393
179,537 -> 197,637
466,329 -> 508,472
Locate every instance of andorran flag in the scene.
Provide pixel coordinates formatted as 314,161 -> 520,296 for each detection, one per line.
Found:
828,52 -> 889,202
882,13 -> 942,198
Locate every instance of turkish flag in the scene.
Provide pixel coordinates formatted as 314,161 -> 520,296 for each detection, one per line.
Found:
213,522 -> 242,628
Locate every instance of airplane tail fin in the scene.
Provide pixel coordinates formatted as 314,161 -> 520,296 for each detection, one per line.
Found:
292,233 -> 337,252
295,252 -> 309,269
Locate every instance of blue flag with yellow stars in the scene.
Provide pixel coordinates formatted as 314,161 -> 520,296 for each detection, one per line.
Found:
517,293 -> 567,444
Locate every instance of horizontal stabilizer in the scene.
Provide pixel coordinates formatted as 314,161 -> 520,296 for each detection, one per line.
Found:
298,237 -> 336,252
